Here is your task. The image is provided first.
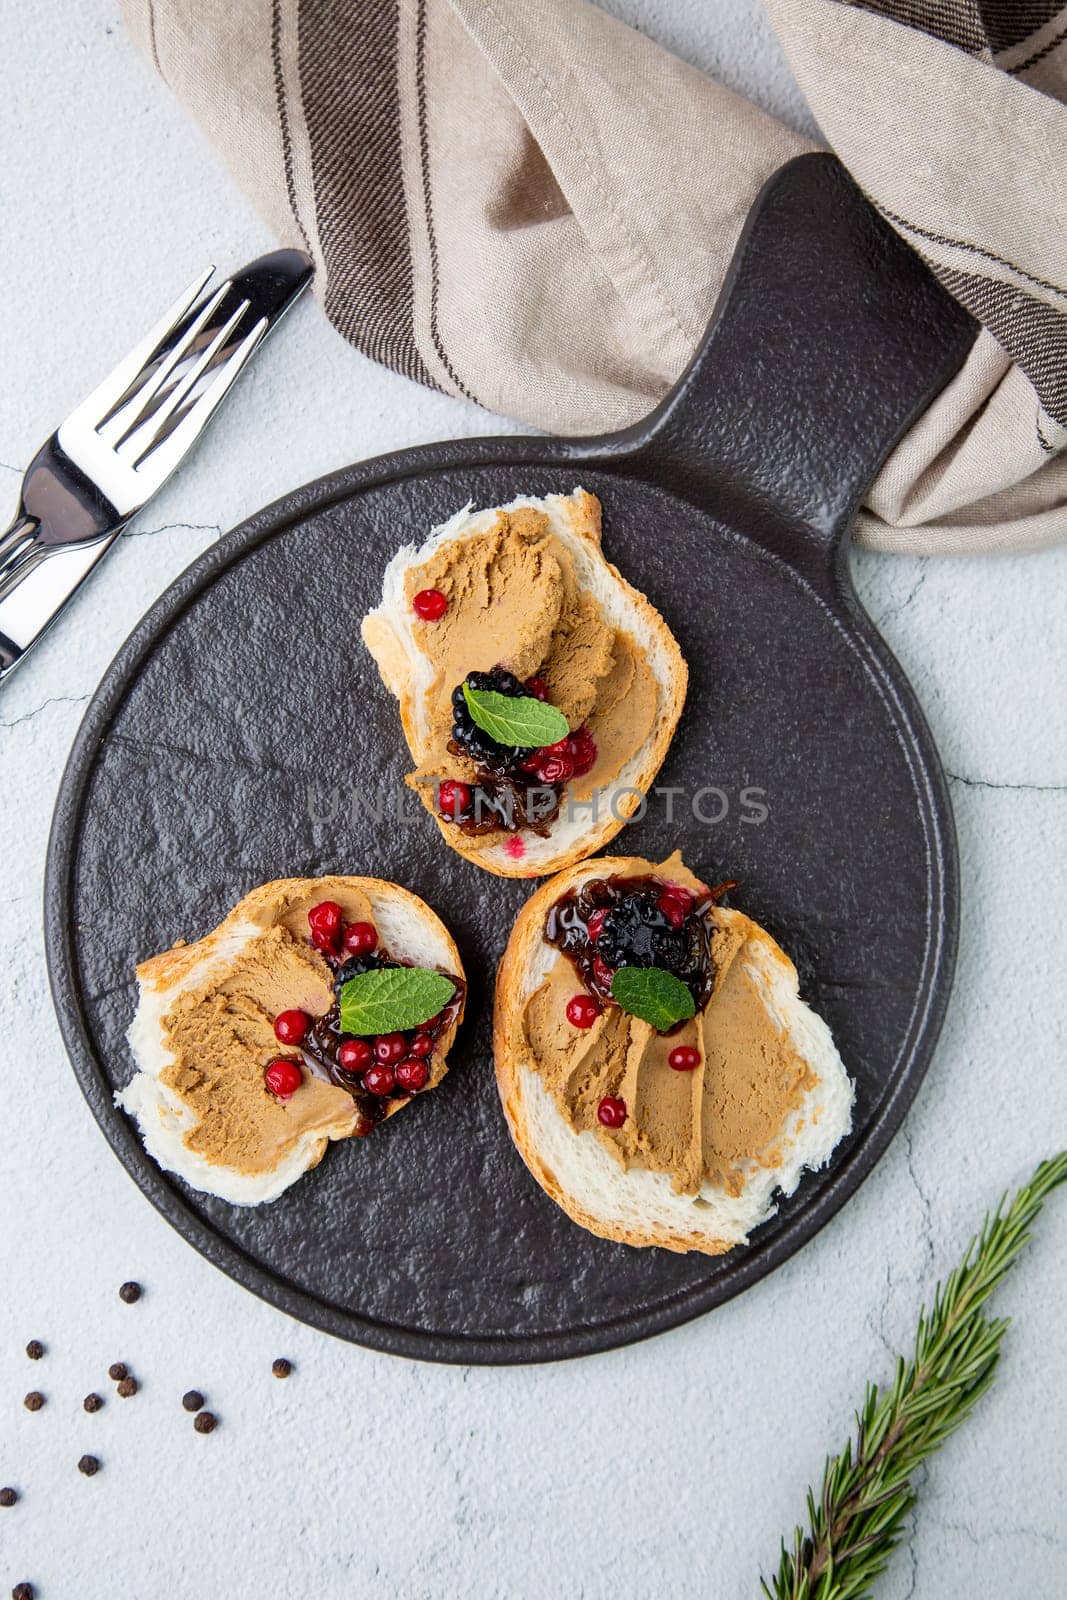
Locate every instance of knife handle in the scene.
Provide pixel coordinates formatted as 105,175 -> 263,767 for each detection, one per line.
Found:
0,512 -> 39,591
0,510 -> 118,682
0,512 -> 43,683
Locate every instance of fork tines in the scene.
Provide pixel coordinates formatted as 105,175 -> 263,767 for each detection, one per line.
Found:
60,268 -> 268,499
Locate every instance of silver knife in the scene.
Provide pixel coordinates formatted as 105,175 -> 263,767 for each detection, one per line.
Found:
0,249 -> 313,683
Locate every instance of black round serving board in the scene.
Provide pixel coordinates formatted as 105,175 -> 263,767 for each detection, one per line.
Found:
46,157 -> 977,1362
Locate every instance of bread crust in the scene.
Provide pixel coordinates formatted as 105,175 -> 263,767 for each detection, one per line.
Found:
494,856 -> 831,1254
362,490 -> 687,878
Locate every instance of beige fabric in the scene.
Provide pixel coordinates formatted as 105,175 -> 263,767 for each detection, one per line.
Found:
122,0 -> 1067,554
766,0 -> 1067,553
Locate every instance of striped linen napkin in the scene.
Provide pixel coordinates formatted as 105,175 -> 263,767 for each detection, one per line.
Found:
121,0 -> 1066,554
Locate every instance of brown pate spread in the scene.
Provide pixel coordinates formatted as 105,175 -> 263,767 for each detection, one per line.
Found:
521,854 -> 817,1196
403,500 -> 658,842
155,880 -> 388,1176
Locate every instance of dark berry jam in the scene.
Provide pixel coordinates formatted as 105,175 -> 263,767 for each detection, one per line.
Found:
436,666 -> 596,837
545,874 -> 730,1011
302,945 -> 464,1134
450,667 -> 530,767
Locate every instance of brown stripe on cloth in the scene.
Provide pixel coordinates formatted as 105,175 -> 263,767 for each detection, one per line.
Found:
1037,414 -> 1059,454
413,0 -> 478,404
876,204 -> 1067,301
926,263 -> 1067,425
297,0 -> 436,386
1007,21 -> 1067,75
271,0 -> 311,254
874,200 -> 1067,425
844,0 -> 1066,55
984,2 -> 1067,54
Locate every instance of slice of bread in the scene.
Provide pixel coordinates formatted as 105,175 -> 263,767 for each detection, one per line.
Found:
120,876 -> 464,1206
494,856 -> 854,1253
361,489 -> 687,877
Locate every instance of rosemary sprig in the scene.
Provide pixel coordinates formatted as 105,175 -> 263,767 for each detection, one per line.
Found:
763,1151 -> 1067,1600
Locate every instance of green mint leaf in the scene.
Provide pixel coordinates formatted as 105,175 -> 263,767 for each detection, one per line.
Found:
338,967 -> 456,1036
462,682 -> 569,748
610,966 -> 696,1031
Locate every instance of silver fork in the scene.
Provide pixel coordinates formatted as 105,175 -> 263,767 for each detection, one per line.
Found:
0,249 -> 312,683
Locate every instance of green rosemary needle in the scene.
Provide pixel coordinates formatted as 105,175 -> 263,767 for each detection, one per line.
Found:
763,1151 -> 1067,1600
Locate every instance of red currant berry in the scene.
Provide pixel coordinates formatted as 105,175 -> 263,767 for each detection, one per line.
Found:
657,886 -> 693,928
566,994 -> 601,1029
363,1064 -> 397,1097
273,1009 -> 308,1046
597,1096 -> 627,1129
412,588 -> 448,621
592,955 -> 615,993
342,921 -> 377,957
587,908 -> 609,943
537,753 -> 574,785
569,728 -> 598,777
395,1058 -> 430,1093
668,1045 -> 701,1072
408,1034 -> 435,1057
264,1058 -> 303,1099
374,1032 -> 408,1065
438,778 -> 472,818
338,1038 -> 373,1072
307,900 -> 343,950
525,676 -> 548,700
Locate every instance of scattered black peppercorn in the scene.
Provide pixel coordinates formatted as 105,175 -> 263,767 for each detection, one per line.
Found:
182,1390 -> 204,1413
193,1411 -> 217,1434
78,1455 -> 100,1478
0,1488 -> 17,1508
83,1392 -> 104,1414
23,1392 -> 45,1412
271,1358 -> 293,1379
108,1361 -> 128,1382
25,1340 -> 44,1361
119,1281 -> 142,1304
116,1376 -> 138,1398
13,1583 -> 35,1600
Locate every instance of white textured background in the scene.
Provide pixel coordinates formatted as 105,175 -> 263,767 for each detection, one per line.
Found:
1,3 -> 1065,1596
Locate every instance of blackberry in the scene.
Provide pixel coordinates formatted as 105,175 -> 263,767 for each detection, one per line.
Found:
596,895 -> 692,974
333,951 -> 386,993
450,667 -> 531,770
546,875 -> 719,1011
